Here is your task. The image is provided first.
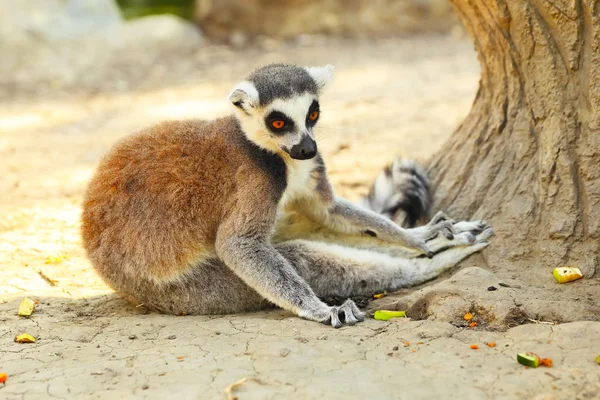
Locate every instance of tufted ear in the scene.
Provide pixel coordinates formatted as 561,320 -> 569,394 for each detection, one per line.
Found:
305,64 -> 334,92
228,81 -> 259,115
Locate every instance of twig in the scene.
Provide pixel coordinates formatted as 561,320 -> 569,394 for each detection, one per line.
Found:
527,318 -> 556,325
224,377 -> 263,400
37,269 -> 58,286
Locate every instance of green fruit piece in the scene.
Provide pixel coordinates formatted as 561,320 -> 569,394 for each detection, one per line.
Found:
517,352 -> 541,368
373,310 -> 406,321
595,355 -> 600,365
553,267 -> 583,283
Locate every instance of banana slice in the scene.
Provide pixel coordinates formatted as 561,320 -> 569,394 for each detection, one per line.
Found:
373,310 -> 406,321
15,333 -> 36,343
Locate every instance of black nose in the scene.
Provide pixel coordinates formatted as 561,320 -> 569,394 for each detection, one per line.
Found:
289,135 -> 317,160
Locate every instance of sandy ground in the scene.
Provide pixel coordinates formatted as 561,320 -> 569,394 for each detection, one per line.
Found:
1,36 -> 599,399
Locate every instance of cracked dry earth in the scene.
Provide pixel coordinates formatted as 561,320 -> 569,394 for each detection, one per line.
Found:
1,36 -> 599,399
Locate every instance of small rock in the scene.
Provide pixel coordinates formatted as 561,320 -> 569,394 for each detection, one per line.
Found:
487,286 -> 498,291
392,346 -> 399,351
128,335 -> 137,340
142,384 -> 149,390
167,335 -> 177,340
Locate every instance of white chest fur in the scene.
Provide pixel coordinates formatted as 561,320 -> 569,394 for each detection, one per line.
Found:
278,158 -> 317,211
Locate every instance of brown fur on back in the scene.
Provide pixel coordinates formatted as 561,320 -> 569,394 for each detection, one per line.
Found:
81,116 -> 287,289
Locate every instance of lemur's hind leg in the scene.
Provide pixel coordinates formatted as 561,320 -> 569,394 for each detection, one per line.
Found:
114,259 -> 273,316
275,229 -> 491,299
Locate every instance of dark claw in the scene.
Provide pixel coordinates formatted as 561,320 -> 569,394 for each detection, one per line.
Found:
427,251 -> 434,259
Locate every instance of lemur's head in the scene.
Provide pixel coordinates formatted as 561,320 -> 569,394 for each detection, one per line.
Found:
228,63 -> 334,160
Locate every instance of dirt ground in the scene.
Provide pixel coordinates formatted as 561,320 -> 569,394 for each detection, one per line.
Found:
1,36 -> 599,399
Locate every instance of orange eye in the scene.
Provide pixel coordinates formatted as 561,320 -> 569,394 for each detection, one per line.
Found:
309,111 -> 319,121
271,120 -> 285,129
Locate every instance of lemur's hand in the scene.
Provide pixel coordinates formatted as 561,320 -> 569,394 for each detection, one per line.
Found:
402,211 -> 457,247
302,299 -> 365,328
401,235 -> 435,258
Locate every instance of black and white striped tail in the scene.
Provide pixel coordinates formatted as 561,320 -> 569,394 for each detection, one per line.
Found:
360,158 -> 430,228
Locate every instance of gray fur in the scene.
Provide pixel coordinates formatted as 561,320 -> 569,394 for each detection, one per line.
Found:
247,63 -> 318,106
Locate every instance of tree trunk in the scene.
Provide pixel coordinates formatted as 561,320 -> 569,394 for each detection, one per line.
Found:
428,0 -> 600,280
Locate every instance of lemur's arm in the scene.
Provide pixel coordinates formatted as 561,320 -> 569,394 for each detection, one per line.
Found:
296,164 -> 453,257
214,172 -> 363,328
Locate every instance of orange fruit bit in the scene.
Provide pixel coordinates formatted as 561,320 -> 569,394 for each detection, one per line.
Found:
177,356 -> 184,361
34,300 -> 39,305
470,344 -> 479,350
404,341 -> 411,347
469,322 -> 477,328
464,313 -> 473,321
541,358 -> 553,367
417,341 -> 424,345
0,373 -> 7,383
487,342 -> 496,348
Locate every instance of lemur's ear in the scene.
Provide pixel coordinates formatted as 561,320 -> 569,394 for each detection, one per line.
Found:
228,81 -> 259,115
305,65 -> 334,92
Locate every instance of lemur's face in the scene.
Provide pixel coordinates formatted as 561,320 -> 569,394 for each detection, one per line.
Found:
228,64 -> 334,160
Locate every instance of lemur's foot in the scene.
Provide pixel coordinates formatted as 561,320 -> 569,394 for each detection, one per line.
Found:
453,220 -> 491,235
451,222 -> 494,245
309,299 -> 365,328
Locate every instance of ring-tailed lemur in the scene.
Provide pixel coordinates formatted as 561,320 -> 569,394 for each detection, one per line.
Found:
81,63 -> 493,328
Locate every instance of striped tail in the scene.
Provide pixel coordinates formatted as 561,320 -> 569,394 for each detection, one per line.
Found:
360,158 -> 431,228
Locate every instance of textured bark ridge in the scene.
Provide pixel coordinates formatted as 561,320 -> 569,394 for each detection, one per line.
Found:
428,0 -> 600,278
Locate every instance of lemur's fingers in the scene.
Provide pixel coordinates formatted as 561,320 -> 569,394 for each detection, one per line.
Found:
428,211 -> 456,225
317,299 -> 365,328
476,227 -> 495,242
438,220 -> 455,240
329,308 -> 343,328
418,241 -> 435,259
454,231 -> 477,245
424,220 -> 455,241
340,299 -> 365,325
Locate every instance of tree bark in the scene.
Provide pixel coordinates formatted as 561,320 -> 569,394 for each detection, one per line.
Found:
428,0 -> 600,278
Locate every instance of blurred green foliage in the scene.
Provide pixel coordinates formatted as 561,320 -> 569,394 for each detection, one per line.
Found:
116,0 -> 194,20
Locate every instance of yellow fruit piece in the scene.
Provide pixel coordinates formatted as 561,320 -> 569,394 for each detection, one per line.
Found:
595,355 -> 600,364
45,254 -> 68,264
373,291 -> 387,299
464,313 -> 473,321
15,333 -> 36,343
18,297 -> 35,317
373,310 -> 406,321
553,267 -> 583,283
